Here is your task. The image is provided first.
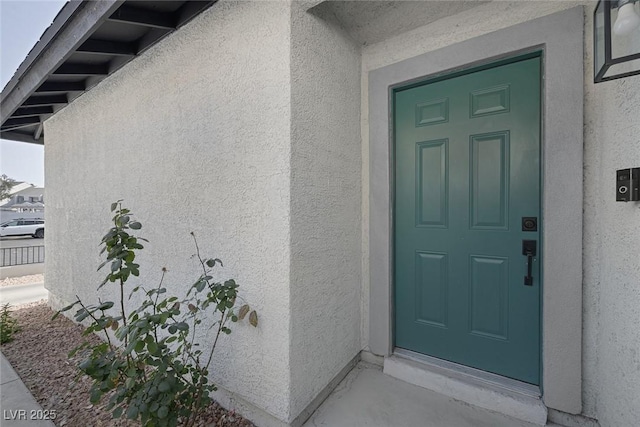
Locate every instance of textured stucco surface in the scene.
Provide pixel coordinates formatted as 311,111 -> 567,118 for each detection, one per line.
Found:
583,19 -> 640,427
311,0 -> 488,45
45,1 -> 293,422
288,2 -> 362,421
41,1 -> 640,426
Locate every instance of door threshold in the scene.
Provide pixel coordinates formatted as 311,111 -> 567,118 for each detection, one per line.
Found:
394,348 -> 541,398
384,349 -> 547,425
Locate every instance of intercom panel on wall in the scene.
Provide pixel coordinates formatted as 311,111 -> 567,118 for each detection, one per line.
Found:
616,168 -> 640,202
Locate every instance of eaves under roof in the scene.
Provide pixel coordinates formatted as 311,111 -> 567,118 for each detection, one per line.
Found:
0,0 -> 216,145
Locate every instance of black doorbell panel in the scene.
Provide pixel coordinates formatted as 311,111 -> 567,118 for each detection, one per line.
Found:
616,168 -> 640,202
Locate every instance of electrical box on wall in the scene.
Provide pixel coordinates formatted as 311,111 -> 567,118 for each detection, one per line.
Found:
616,168 -> 640,202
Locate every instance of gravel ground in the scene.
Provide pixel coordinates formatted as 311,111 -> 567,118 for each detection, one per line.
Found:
1,303 -> 254,427
0,273 -> 44,287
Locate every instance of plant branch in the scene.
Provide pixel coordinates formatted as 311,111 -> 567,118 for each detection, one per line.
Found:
152,270 -> 167,343
204,308 -> 226,372
76,296 -> 114,352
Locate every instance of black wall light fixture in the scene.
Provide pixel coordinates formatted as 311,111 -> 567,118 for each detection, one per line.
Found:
594,0 -> 640,82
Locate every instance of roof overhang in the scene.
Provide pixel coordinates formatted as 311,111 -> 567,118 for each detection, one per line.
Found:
0,0 -> 216,144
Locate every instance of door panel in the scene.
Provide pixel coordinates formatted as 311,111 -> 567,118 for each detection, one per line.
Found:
416,139 -> 448,227
469,255 -> 509,340
415,251 -> 448,328
394,57 -> 541,385
470,131 -> 510,229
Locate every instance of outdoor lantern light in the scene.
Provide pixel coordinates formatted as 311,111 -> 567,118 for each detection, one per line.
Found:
594,0 -> 640,82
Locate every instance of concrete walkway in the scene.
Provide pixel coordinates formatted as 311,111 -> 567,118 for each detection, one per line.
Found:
0,284 -> 52,426
2,324 -> 567,427
0,352 -> 571,427
304,362 -> 558,427
0,283 -> 47,306
0,353 -> 55,426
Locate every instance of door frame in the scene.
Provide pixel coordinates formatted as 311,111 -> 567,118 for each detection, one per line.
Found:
368,7 -> 584,414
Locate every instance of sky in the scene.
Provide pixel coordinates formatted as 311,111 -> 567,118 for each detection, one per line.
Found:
0,0 -> 67,187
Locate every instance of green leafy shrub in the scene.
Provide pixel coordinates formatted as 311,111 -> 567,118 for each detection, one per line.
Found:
0,303 -> 20,344
55,201 -> 258,427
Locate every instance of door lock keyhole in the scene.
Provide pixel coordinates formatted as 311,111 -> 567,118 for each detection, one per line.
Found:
522,217 -> 538,232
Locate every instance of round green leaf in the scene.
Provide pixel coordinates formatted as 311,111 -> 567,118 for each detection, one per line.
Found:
126,404 -> 138,419
112,406 -> 123,418
157,406 -> 169,419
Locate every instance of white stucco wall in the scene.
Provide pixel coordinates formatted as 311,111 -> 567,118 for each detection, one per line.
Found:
288,1 -> 362,420
44,1 -> 293,423
358,2 -> 640,426
41,1 -> 640,426
583,24 -> 640,427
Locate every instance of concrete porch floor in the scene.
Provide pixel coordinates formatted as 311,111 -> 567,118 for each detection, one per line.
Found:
304,362 -> 562,427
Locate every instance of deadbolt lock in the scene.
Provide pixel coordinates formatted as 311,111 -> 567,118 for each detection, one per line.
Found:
522,217 -> 538,232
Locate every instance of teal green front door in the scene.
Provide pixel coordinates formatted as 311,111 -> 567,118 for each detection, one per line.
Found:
394,56 -> 541,385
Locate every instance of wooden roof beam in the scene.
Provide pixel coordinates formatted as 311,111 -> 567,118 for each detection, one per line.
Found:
109,5 -> 176,30
12,106 -> 54,118
34,123 -> 44,140
23,95 -> 67,107
1,117 -> 41,129
77,39 -> 137,56
35,81 -> 86,93
53,63 -> 109,76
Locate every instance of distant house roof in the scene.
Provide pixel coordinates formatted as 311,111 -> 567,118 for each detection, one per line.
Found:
6,182 -> 33,196
0,0 -> 216,145
10,186 -> 45,198
0,185 -> 44,207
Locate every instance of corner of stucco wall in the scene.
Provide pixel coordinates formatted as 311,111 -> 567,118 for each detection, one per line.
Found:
44,1 -> 295,423
581,6 -> 602,421
288,1 -> 363,421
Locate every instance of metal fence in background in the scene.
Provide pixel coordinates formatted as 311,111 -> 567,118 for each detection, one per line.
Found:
0,246 -> 45,267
